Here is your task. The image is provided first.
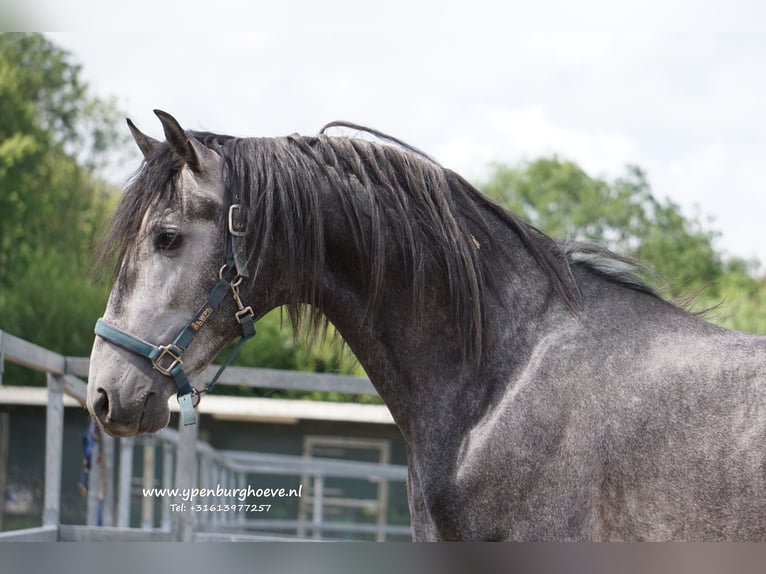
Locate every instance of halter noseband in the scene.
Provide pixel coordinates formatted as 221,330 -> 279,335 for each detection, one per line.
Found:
94,189 -> 255,426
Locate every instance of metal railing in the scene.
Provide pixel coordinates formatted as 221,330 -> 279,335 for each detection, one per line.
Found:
0,329 -> 410,542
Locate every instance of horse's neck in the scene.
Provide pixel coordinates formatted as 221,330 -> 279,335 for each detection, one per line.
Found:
316,201 -> 556,442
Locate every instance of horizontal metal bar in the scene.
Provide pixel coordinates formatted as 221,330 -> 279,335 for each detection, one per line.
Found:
65,356 -> 90,377
3,331 -> 376,398
193,531 -> 321,542
61,374 -> 88,405
216,519 -> 412,537
0,330 -> 66,375
299,496 -> 380,510
199,365 -> 377,395
64,354 -> 377,396
58,525 -> 174,542
222,450 -> 408,481
0,525 -> 59,541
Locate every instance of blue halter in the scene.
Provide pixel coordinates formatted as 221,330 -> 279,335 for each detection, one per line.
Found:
94,193 -> 255,425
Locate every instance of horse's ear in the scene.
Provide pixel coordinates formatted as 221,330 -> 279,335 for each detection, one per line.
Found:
154,109 -> 218,174
127,118 -> 160,159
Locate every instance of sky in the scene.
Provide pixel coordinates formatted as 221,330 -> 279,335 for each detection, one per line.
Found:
25,1 -> 766,264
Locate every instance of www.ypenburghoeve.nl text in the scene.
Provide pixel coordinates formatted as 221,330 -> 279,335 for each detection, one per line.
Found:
142,484 -> 303,502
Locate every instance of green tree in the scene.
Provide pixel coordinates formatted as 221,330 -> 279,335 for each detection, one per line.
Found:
0,33 -> 121,377
481,158 -> 723,297
480,157 -> 766,333
694,257 -> 766,333
0,34 -> 121,282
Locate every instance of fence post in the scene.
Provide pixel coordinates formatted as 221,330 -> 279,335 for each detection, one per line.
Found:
174,412 -> 199,541
161,439 -> 174,531
0,330 -> 5,385
312,474 -> 324,540
0,412 -> 9,530
117,436 -> 135,527
197,452 -> 210,530
101,434 -> 115,526
236,471 -> 246,529
86,437 -> 101,526
377,477 -> 390,542
43,373 -> 64,528
141,435 -> 156,529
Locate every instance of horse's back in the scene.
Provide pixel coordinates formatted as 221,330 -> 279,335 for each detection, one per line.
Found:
594,323 -> 766,540
451,293 -> 766,540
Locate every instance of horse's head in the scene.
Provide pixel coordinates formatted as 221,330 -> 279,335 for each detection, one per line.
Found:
87,111 -> 243,437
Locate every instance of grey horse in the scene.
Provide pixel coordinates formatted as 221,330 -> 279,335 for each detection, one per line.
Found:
87,111 -> 766,541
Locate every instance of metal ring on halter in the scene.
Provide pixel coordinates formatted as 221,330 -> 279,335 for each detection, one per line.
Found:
190,386 -> 202,408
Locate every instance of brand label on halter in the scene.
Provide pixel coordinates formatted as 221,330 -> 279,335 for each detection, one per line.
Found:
191,306 -> 214,331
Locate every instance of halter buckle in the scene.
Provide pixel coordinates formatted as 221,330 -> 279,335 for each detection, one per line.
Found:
153,344 -> 183,376
235,306 -> 254,323
228,204 -> 245,237
235,306 -> 256,339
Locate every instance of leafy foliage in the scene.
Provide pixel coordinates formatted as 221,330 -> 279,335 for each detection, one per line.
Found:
0,34 -> 118,361
480,157 -> 766,333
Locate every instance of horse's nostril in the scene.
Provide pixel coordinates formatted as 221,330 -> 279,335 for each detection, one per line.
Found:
93,387 -> 110,419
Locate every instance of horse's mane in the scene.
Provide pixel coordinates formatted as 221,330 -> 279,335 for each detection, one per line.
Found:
100,124 -> 658,361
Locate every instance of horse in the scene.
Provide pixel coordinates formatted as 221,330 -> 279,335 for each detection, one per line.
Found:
87,110 -> 766,541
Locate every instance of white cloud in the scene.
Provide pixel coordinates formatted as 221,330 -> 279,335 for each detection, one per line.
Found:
434,106 -> 639,181
652,143 -> 766,261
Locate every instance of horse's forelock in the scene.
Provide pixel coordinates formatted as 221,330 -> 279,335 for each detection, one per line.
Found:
96,144 -> 182,280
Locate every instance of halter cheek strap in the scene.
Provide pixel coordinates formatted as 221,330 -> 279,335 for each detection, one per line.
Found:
94,190 -> 255,426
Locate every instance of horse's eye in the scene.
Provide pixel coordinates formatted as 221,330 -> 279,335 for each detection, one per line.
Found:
155,228 -> 182,252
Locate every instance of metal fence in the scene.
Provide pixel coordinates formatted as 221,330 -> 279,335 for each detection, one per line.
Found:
0,329 -> 410,542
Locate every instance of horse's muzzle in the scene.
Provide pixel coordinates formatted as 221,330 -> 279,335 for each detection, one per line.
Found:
88,381 -> 170,437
